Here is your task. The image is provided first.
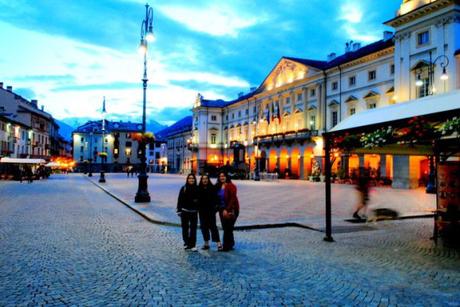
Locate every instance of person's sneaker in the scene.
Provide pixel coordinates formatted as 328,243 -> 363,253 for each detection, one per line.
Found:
353,212 -> 361,219
183,244 -> 189,250
190,247 -> 198,252
201,245 -> 210,250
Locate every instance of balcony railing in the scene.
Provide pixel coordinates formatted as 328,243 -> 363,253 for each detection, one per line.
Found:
256,129 -> 318,146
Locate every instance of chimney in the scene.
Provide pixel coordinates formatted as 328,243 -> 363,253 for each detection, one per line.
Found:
41,105 -> 45,111
383,31 -> 393,41
6,85 -> 12,92
0,82 -> 3,89
250,87 -> 257,92
31,99 -> 38,108
352,42 -> 361,51
345,41 -> 353,53
238,92 -> 244,98
327,53 -> 337,61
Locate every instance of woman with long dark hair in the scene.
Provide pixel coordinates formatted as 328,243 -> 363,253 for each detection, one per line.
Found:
176,173 -> 200,251
216,172 -> 239,251
198,174 -> 222,250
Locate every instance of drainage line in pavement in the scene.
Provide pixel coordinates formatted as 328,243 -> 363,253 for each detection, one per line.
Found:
85,176 -> 323,232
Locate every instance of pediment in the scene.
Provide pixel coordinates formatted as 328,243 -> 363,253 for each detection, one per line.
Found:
260,58 -> 319,92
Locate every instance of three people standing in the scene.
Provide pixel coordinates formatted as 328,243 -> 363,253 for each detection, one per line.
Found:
177,172 -> 239,252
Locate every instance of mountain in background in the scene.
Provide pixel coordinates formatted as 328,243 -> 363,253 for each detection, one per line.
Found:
55,119 -> 75,141
58,117 -> 167,138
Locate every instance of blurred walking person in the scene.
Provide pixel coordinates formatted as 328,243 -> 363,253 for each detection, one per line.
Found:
176,173 -> 200,251
198,174 -> 222,251
216,172 -> 239,252
353,167 -> 371,220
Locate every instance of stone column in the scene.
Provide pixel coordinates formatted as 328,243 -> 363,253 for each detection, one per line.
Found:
392,155 -> 417,189
299,156 -> 305,179
379,154 -> 387,178
342,154 -> 349,177
358,154 -> 365,168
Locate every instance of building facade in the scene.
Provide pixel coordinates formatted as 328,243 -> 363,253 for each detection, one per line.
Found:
146,139 -> 167,173
156,116 -> 193,174
72,120 -> 144,172
191,0 -> 460,188
0,82 -> 66,160
0,114 -> 30,158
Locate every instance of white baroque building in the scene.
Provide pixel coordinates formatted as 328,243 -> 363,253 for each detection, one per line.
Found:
190,0 -> 460,188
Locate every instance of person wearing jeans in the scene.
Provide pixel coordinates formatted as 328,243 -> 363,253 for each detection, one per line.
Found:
177,173 -> 200,251
198,174 -> 222,251
216,172 -> 240,252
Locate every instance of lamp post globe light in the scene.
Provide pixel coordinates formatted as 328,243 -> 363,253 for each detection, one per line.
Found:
135,3 -> 154,203
99,97 -> 107,183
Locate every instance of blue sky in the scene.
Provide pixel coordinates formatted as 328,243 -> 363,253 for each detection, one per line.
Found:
0,0 -> 400,126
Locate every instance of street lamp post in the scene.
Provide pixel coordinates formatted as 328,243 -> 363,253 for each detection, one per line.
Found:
88,132 -> 93,177
135,3 -> 154,203
415,51 -> 449,95
414,51 -> 449,194
99,97 -> 107,183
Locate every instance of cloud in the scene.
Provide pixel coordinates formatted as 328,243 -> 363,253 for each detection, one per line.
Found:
337,1 -> 381,43
157,3 -> 263,37
52,82 -> 139,92
341,25 -> 380,43
15,74 -> 75,82
339,2 -> 363,24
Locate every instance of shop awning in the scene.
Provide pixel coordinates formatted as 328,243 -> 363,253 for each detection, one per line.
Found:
330,89 -> 460,134
0,157 -> 46,164
45,162 -> 60,167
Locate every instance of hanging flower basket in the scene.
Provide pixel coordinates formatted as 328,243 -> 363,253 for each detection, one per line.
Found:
437,117 -> 460,136
360,126 -> 394,148
332,133 -> 361,151
394,116 -> 436,145
98,152 -> 108,157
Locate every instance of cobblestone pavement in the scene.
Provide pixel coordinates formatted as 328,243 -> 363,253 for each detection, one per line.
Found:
0,175 -> 459,306
89,173 -> 436,229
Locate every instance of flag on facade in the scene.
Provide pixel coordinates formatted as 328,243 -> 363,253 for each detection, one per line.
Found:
271,102 -> 275,122
265,106 -> 270,124
276,101 -> 281,124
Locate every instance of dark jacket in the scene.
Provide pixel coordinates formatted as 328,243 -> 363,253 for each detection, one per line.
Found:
199,184 -> 218,213
177,185 -> 199,213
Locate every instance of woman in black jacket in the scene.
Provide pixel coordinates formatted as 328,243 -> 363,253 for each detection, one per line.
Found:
176,173 -> 200,251
198,174 -> 222,251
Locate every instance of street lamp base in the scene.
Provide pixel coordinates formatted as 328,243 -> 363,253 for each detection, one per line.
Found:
88,173 -> 93,177
323,236 -> 334,242
135,173 -> 151,202
99,171 -> 106,183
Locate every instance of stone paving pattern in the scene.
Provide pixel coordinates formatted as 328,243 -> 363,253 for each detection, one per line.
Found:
0,175 -> 459,306
90,173 -> 436,229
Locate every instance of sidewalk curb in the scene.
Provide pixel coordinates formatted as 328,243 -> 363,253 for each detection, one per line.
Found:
85,176 -> 323,232
86,176 -> 181,228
